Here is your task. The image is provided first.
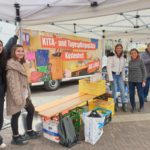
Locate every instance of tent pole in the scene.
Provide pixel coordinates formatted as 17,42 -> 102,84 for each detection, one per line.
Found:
102,30 -> 106,57
14,3 -> 22,44
16,22 -> 22,44
102,37 -> 105,57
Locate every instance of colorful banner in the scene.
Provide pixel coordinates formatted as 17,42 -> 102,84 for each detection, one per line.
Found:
61,52 -> 87,61
37,66 -> 48,73
22,29 -> 102,83
36,50 -> 49,66
41,36 -> 96,50
22,32 -> 30,46
25,51 -> 35,61
30,71 -> 44,83
87,60 -> 100,73
91,38 -> 98,49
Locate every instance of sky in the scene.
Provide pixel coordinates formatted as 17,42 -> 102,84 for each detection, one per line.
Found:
0,21 -> 16,45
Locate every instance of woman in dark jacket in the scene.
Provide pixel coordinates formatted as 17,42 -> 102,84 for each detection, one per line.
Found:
0,35 -> 18,148
0,40 -> 7,148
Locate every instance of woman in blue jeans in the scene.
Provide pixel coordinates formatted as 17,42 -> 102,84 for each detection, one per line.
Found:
107,44 -> 127,112
128,49 -> 147,112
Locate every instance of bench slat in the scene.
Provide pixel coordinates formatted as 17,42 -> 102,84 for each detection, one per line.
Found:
35,92 -> 85,113
39,94 -> 95,118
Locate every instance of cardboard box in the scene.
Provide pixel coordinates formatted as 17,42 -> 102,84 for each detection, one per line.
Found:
42,119 -> 60,143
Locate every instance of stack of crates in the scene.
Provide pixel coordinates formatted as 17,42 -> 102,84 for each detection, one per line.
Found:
88,98 -> 115,116
94,107 -> 112,125
64,107 -> 88,135
79,78 -> 106,96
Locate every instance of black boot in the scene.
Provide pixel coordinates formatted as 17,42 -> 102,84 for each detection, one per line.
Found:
138,106 -> 144,112
144,98 -> 148,102
115,103 -> 118,112
130,107 -> 136,113
25,130 -> 41,140
11,135 -> 28,145
122,103 -> 127,112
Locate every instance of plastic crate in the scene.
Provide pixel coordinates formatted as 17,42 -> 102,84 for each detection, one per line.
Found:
64,107 -> 85,134
88,99 -> 115,116
94,107 -> 112,125
79,78 -> 106,96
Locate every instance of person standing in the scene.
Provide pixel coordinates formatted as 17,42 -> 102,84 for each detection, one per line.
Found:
0,40 -> 7,149
6,45 -> 40,145
141,43 -> 150,102
107,44 -> 127,112
0,35 -> 18,148
128,49 -> 147,112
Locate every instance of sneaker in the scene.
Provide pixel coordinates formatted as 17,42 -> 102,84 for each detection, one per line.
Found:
130,108 -> 136,113
122,103 -> 127,112
11,135 -> 28,145
144,98 -> 148,102
25,130 -> 41,140
0,143 -> 6,148
138,107 -> 144,112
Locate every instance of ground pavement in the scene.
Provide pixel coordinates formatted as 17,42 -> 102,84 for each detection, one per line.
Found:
1,96 -> 150,150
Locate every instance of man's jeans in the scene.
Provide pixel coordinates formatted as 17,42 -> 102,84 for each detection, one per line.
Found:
112,73 -> 126,104
143,77 -> 150,99
129,82 -> 144,109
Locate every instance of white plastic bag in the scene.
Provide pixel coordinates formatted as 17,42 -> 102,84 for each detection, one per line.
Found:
82,111 -> 105,145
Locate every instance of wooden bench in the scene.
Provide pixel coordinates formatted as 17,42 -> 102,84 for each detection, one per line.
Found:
35,92 -> 97,118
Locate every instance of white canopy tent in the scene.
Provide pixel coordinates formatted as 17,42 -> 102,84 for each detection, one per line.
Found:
0,0 -> 150,24
0,0 -> 150,42
27,9 -> 150,42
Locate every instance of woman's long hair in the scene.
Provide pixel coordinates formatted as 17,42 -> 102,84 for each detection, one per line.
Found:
11,44 -> 26,64
115,44 -> 123,58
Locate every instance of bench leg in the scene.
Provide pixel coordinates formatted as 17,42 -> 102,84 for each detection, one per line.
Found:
86,101 -> 89,106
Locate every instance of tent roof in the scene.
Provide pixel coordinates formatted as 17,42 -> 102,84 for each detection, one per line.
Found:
0,0 -> 150,41
26,9 -> 150,42
0,0 -> 150,25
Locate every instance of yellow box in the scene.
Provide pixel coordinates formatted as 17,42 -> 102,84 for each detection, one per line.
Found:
79,79 -> 106,96
98,100 -> 115,116
88,99 -> 115,116
88,101 -> 96,110
108,98 -> 114,102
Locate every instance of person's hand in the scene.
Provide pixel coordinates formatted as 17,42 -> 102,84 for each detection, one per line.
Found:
109,80 -> 113,86
142,81 -> 146,87
124,81 -> 128,86
15,27 -> 20,36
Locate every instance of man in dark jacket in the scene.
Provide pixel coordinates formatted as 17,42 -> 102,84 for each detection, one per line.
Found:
0,35 -> 18,148
141,43 -> 150,102
5,35 -> 18,59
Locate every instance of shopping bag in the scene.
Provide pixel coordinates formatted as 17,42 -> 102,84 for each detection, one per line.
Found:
58,116 -> 78,147
82,111 -> 105,145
